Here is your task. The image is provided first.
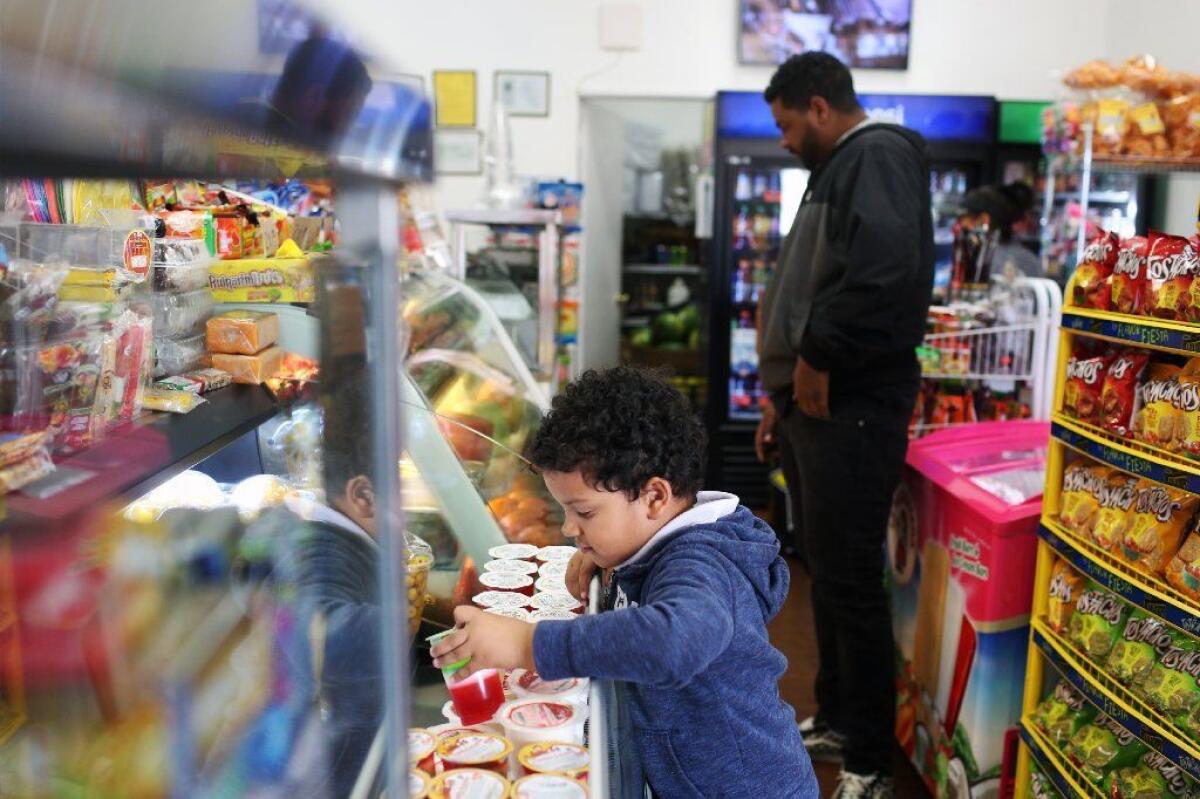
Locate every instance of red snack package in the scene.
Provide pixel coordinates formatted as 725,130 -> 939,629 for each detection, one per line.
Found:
1145,231 -> 1200,320
1073,230 -> 1119,309
1110,236 -> 1148,315
1101,349 -> 1150,436
1064,344 -> 1114,424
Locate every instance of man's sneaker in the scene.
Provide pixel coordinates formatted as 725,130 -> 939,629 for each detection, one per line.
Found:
832,771 -> 895,799
797,716 -> 846,762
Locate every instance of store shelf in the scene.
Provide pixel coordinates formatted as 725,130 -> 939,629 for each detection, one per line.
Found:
4,385 -> 278,525
1031,620 -> 1200,781
1050,414 -> 1200,493
1053,191 -> 1132,204
445,209 -> 563,227
1039,520 -> 1200,636
1092,156 -> 1200,174
921,370 -> 1034,381
623,264 -> 703,276
1061,307 -> 1200,357
1020,721 -> 1103,799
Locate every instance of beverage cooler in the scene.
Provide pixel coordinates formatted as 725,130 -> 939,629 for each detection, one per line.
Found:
708,91 -> 998,505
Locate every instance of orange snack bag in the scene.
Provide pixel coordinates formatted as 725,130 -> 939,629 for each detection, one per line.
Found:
1145,232 -> 1200,321
1091,472 -> 1140,551
1110,236 -> 1149,315
1120,480 -> 1198,576
1047,557 -> 1086,634
211,346 -> 284,385
1133,363 -> 1186,450
206,310 -> 280,355
1060,462 -> 1113,535
1072,231 -> 1119,310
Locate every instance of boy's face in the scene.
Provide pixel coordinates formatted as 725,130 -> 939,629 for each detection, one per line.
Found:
542,469 -> 679,569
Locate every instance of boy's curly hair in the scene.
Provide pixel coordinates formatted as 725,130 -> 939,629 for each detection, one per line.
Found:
528,367 -> 706,500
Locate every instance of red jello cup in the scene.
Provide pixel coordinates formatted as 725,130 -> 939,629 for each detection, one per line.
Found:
489,543 -> 538,561
530,591 -> 583,614
435,730 -> 513,776
410,768 -> 431,798
484,558 -> 538,576
510,669 -> 590,704
409,728 -> 437,775
518,741 -> 590,781
478,571 -> 534,597
428,767 -> 510,799
511,773 -> 588,798
500,699 -> 586,749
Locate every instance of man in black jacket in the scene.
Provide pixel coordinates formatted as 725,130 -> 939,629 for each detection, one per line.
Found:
755,53 -> 933,799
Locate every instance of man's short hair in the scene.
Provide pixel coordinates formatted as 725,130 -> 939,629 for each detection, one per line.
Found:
764,52 -> 860,113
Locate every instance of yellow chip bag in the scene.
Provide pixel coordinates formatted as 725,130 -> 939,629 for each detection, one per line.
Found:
1060,462 -> 1113,536
1120,480 -> 1198,576
1166,528 -> 1200,604
1092,472 -> 1140,552
1047,557 -> 1086,634
1134,363 -> 1186,450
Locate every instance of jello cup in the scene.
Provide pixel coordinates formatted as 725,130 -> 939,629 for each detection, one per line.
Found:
539,559 -> 568,579
511,773 -> 588,798
478,571 -> 535,597
530,591 -> 584,614
484,558 -> 538,576
409,728 -> 437,775
428,767 -> 509,799
409,768 -> 431,799
489,543 -> 539,561
472,590 -> 532,610
530,609 -> 578,622
518,741 -> 590,781
435,730 -> 513,776
499,698 -> 587,749
426,629 -> 507,725
483,605 -> 532,621
509,669 -> 590,704
535,575 -> 568,594
536,545 -> 578,563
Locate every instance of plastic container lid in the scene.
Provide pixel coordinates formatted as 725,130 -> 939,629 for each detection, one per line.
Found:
409,728 -> 436,764
536,546 -> 578,563
478,572 -> 534,592
530,609 -> 578,623
484,606 -> 532,622
536,575 -> 568,594
489,543 -> 539,560
410,768 -> 431,799
428,768 -> 509,799
436,730 -> 513,767
510,669 -> 589,703
484,558 -> 539,576
530,592 -> 583,613
473,591 -> 532,609
539,560 -> 568,578
518,741 -> 590,777
502,699 -> 582,733
511,773 -> 588,799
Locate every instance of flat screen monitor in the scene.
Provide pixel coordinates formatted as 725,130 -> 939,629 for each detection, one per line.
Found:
739,0 -> 913,69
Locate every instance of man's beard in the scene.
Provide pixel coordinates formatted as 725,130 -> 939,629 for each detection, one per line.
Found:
798,137 -> 822,171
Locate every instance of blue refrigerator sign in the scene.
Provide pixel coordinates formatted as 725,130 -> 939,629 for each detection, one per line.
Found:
717,90 -> 996,143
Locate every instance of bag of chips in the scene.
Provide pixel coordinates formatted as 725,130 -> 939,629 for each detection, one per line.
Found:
1065,345 -> 1115,425
1146,231 -> 1200,321
1029,762 -> 1063,799
1165,526 -> 1200,603
1073,230 -> 1120,310
1178,696 -> 1200,745
1106,610 -> 1175,688
1092,472 -> 1141,551
1173,360 -> 1200,458
1133,363 -> 1186,450
1120,480 -> 1197,576
1066,713 -> 1148,785
1101,350 -> 1150,437
1047,557 -> 1086,634
1139,630 -> 1200,717
1034,680 -> 1097,748
1109,750 -> 1197,798
1111,237 -> 1150,315
1069,583 -> 1129,662
1060,462 -> 1113,535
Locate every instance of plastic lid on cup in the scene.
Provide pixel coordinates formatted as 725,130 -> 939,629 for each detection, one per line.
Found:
436,729 -> 513,765
536,546 -> 578,563
426,629 -> 470,676
539,560 -> 568,578
478,571 -> 534,591
409,728 -> 436,763
489,543 -> 539,560
518,741 -> 590,777
511,773 -> 587,799
410,768 -> 431,798
428,767 -> 509,799
484,558 -> 539,576
510,669 -> 588,700
530,592 -> 583,612
503,699 -> 580,731
530,609 -> 578,622
535,575 -> 567,594
485,605 -> 532,621
473,590 -> 531,609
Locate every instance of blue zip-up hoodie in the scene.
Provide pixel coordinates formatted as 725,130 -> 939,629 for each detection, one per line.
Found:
533,492 -> 818,798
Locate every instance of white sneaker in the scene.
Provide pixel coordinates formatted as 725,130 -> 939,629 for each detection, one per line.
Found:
797,716 -> 847,763
832,770 -> 895,799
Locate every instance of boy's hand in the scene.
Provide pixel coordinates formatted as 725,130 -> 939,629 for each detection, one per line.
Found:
565,550 -> 598,602
430,605 -> 536,679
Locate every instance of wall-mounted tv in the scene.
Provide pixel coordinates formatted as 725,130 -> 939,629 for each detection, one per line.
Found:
739,0 -> 913,70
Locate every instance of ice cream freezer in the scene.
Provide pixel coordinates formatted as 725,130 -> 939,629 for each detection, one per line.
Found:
890,421 -> 1048,799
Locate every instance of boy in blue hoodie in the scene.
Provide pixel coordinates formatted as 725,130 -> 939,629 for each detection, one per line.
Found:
432,367 -> 818,798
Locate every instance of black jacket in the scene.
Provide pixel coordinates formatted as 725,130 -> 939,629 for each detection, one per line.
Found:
759,122 -> 934,402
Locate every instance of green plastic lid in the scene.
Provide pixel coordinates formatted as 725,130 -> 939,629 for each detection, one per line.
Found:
426,629 -> 471,675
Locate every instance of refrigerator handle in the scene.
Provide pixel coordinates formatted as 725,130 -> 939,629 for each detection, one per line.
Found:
695,173 -> 715,240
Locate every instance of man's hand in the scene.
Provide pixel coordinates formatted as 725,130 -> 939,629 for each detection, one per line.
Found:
565,550 -> 598,602
792,357 -> 830,419
755,399 -> 778,463
430,605 -> 536,679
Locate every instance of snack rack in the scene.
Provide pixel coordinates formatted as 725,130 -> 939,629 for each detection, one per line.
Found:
1015,285 -> 1200,795
912,277 -> 1062,438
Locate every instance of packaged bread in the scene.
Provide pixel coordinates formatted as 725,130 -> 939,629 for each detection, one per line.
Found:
1166,526 -> 1200,603
1091,472 -> 1140,551
1133,363 -> 1186,450
206,310 -> 280,355
211,346 -> 284,384
1047,558 -> 1086,634
1120,480 -> 1198,576
1060,462 -> 1112,535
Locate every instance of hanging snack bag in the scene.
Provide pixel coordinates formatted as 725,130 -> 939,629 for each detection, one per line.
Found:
1165,526 -> 1200,604
1106,610 -> 1175,688
1120,480 -> 1197,576
1146,231 -> 1200,320
1101,349 -> 1150,437
1133,363 -> 1186,450
1110,750 -> 1197,799
1033,681 -> 1096,749
1111,236 -> 1150,315
1073,230 -> 1120,310
1173,359 -> 1200,457
1060,462 -> 1112,535
1068,582 -> 1129,662
1066,713 -> 1148,785
1047,557 -> 1086,634
1139,629 -> 1200,718
1091,472 -> 1140,551
1064,345 -> 1114,425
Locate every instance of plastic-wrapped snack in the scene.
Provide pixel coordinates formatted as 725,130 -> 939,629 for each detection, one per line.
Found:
1060,461 -> 1112,535
177,367 -> 231,394
0,446 -> 53,494
206,309 -> 280,355
1064,60 -> 1122,90
1110,237 -> 1150,316
1139,629 -> 1200,717
152,244 -> 213,293
1165,526 -> 1200,603
154,334 -> 206,378
1034,680 -> 1096,748
1083,97 -> 1130,156
1091,471 -> 1140,551
1047,558 -> 1086,634
1123,99 -> 1170,158
1073,230 -> 1120,310
1146,232 -> 1200,321
1066,713 -> 1148,785
150,289 -> 215,338
142,388 -> 205,415
1163,92 -> 1200,159
407,532 -> 433,641
1109,750 -> 1197,798
1120,480 -> 1197,576
1029,761 -> 1063,799
1106,610 -> 1174,688
211,346 -> 283,384
1173,360 -> 1200,458
1068,583 -> 1129,662
1064,344 -> 1114,425
1179,697 -> 1200,745
1133,363 -> 1187,450
0,430 -> 50,468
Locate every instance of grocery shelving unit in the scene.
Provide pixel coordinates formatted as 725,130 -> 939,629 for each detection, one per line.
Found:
1016,296 -> 1200,795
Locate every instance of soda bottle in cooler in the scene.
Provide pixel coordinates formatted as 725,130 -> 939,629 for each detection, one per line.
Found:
753,172 -> 767,199
735,171 -> 752,201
